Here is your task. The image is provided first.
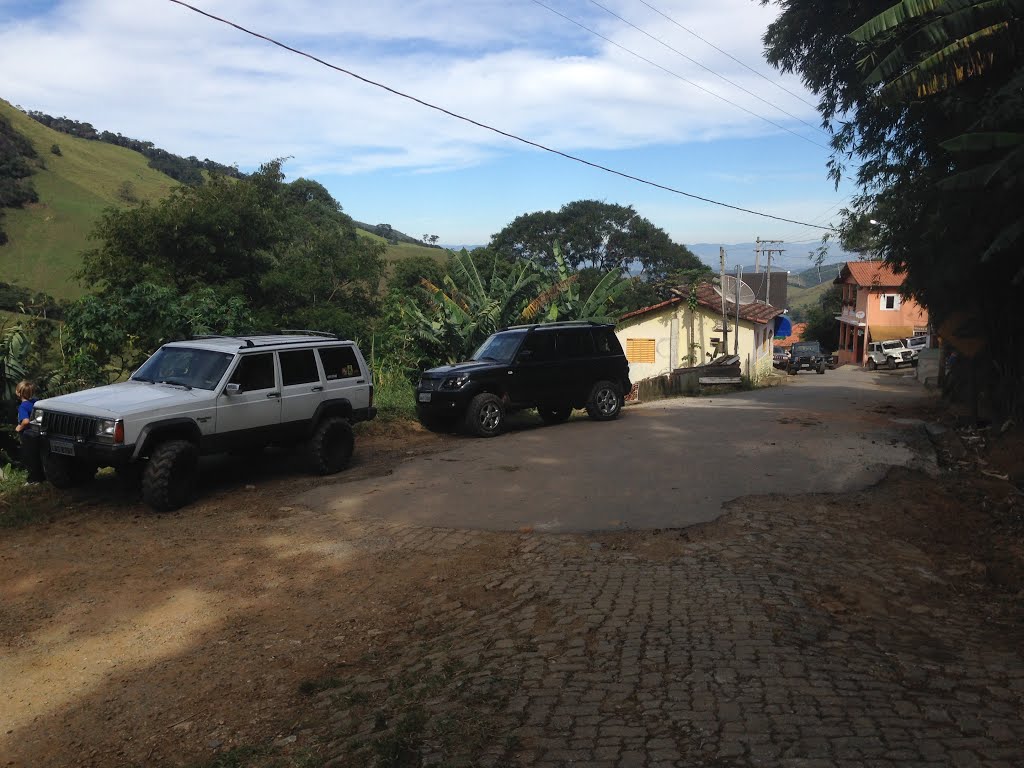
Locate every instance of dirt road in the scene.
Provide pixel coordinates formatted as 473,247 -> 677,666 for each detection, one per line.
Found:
1,379 -> 1022,768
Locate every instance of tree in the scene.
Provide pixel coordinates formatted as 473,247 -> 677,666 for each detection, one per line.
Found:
800,286 -> 843,352
72,159 -> 386,375
489,200 -> 704,284
762,0 -> 1024,418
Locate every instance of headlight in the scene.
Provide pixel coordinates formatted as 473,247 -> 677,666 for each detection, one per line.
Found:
95,418 -> 125,444
441,375 -> 471,390
30,408 -> 43,427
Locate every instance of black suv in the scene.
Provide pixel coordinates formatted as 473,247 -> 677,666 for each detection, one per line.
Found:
787,341 -> 827,375
415,322 -> 632,437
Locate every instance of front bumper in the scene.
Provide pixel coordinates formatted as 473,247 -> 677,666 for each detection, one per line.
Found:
26,427 -> 135,466
415,386 -> 473,417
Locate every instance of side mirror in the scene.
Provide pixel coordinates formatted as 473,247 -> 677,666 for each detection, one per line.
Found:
225,383 -> 242,395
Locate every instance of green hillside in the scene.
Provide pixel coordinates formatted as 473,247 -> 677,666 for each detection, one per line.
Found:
789,261 -> 843,288
787,279 -> 834,311
0,99 -> 178,299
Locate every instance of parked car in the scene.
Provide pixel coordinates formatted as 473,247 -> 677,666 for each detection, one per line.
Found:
866,339 -> 919,370
25,333 -> 375,511
772,346 -> 790,368
787,341 -> 827,375
903,335 -> 929,352
415,321 -> 631,437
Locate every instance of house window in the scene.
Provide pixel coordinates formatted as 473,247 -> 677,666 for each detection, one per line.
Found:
880,293 -> 901,310
626,338 -> 656,363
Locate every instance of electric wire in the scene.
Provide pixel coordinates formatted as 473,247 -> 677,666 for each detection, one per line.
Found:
531,0 -> 830,150
166,0 -> 836,231
634,0 -> 823,114
583,0 -> 827,138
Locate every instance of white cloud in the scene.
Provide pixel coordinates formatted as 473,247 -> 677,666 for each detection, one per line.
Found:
0,0 -> 823,174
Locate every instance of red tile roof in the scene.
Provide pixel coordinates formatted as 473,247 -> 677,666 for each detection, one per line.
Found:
618,282 -> 784,325
774,323 -> 807,348
835,260 -> 906,287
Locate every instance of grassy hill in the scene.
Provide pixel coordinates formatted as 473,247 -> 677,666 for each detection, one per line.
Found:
0,99 -> 179,299
789,261 -> 844,288
0,99 -> 445,298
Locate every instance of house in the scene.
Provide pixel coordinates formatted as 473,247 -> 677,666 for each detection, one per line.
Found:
833,261 -> 929,367
616,282 -> 785,384
774,322 -> 807,350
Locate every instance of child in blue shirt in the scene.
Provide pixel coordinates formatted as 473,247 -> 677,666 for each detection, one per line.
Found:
14,380 -> 44,484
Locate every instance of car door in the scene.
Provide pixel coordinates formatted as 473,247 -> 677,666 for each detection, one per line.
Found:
554,328 -> 594,405
509,328 -> 556,407
317,345 -> 370,413
216,352 -> 281,444
278,348 -> 325,440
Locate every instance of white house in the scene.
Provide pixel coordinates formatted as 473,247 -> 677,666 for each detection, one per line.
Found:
615,282 -> 785,384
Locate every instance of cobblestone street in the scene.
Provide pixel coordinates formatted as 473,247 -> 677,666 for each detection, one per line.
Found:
311,471 -> 1024,768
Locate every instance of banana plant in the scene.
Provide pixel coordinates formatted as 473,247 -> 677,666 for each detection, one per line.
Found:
0,322 -> 30,402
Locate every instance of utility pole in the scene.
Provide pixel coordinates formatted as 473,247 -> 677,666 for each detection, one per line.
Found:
756,237 -> 784,305
719,247 -> 728,356
754,236 -> 761,272
734,263 -> 741,356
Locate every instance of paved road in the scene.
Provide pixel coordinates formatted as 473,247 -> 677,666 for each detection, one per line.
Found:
301,366 -> 935,531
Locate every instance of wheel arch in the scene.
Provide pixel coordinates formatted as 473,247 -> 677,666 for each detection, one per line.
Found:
134,419 -> 202,460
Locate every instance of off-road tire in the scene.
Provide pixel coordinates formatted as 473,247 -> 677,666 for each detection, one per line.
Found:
817,363 -> 826,374
538,404 -> 572,425
308,417 -> 355,475
911,359 -> 919,368
887,356 -> 897,370
586,380 -> 623,421
867,359 -> 877,371
788,367 -> 798,375
41,453 -> 96,489
465,393 -> 505,437
142,440 -> 199,512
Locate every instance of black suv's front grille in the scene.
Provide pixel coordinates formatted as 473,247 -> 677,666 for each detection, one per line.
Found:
43,411 -> 97,439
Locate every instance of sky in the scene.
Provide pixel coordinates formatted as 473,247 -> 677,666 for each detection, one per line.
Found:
0,0 -> 857,269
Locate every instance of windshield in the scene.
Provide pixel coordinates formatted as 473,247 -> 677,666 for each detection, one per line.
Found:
132,347 -> 236,391
791,343 -> 820,355
471,330 -> 528,363
882,341 -> 904,350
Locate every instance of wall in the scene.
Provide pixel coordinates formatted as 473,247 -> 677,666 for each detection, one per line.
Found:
617,303 -> 774,385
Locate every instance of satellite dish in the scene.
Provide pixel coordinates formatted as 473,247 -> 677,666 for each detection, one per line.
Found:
855,310 -> 865,319
713,275 -> 756,305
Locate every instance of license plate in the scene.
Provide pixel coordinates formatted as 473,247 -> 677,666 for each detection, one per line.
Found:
418,392 -> 432,403
49,440 -> 75,456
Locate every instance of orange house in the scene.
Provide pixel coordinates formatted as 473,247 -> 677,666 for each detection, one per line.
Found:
833,261 -> 929,367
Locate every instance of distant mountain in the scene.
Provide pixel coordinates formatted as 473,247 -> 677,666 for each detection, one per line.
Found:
687,241 -> 862,273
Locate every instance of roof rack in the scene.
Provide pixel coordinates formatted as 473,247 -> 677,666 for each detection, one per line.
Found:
502,320 -> 608,330
279,329 -> 337,338
188,332 -> 345,350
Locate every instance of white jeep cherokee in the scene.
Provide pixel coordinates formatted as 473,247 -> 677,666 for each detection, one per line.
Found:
866,339 -> 919,370
26,333 -> 376,511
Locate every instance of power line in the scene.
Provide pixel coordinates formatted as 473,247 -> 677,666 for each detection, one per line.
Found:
634,0 -> 824,114
166,0 -> 835,231
584,0 -> 828,139
531,0 -> 830,151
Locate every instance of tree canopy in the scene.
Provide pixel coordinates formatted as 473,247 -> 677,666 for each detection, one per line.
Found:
763,0 -> 1024,417
70,160 -> 385,382
488,200 -> 705,284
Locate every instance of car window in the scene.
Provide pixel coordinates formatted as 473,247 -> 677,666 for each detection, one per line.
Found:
556,329 -> 594,358
592,328 -> 620,355
280,349 -> 320,386
318,346 -> 359,380
472,330 -> 527,363
230,353 -> 276,391
519,330 -> 556,361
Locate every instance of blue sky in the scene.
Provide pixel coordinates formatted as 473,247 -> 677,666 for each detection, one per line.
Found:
0,0 -> 856,269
